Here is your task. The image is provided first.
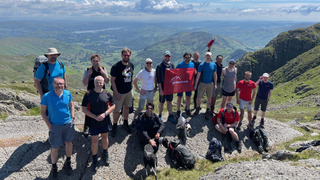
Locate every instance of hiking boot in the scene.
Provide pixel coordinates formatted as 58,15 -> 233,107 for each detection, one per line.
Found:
236,121 -> 242,130
168,114 -> 177,124
82,125 -> 89,138
176,110 -> 181,118
186,109 -> 192,116
102,151 -> 110,166
193,107 -> 201,116
110,127 -> 117,138
91,158 -> 98,172
237,141 -> 242,152
64,160 -> 72,176
205,108 -> 211,120
51,166 -> 59,180
210,105 -> 215,115
260,119 -> 265,128
247,122 -> 253,130
122,123 -> 133,134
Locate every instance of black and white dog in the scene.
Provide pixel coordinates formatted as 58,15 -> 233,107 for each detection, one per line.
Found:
176,111 -> 192,141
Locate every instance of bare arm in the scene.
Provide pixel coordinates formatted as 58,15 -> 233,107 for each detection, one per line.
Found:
41,105 -> 51,130
82,69 -> 90,86
234,67 -> 237,84
133,77 -> 141,93
251,88 -> 256,104
154,76 -> 157,93
213,71 -> 217,89
101,68 -> 110,84
34,77 -> 44,100
69,101 -> 74,119
82,106 -> 98,120
268,90 -> 273,101
63,73 -> 68,90
194,72 -> 201,89
255,76 -> 263,86
236,88 -> 240,103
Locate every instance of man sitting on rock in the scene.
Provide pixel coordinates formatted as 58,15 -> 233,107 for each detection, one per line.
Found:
215,102 -> 241,152
137,102 -> 165,154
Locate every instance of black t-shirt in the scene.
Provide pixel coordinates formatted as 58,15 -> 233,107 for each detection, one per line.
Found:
81,90 -> 114,128
110,61 -> 134,94
215,62 -> 223,84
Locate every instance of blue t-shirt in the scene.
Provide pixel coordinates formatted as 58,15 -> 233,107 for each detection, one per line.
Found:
257,80 -> 273,99
41,90 -> 73,125
197,61 -> 217,84
34,61 -> 65,91
176,61 -> 195,69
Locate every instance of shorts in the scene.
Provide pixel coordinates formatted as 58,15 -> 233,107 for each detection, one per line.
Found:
221,88 -> 235,97
49,120 -> 75,148
254,96 -> 268,112
239,98 -> 252,111
197,82 -> 213,98
212,83 -> 221,98
114,91 -> 133,112
177,91 -> 192,97
159,94 -> 173,103
89,124 -> 112,136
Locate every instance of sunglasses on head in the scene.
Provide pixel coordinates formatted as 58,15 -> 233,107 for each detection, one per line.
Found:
123,55 -> 130,57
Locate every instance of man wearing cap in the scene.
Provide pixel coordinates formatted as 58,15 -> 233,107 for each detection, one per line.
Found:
110,48 -> 134,137
193,51 -> 217,120
253,73 -> 273,128
236,71 -> 256,130
156,51 -> 175,123
192,51 -> 201,109
133,58 -> 157,122
40,77 -> 75,179
176,52 -> 195,117
215,102 -> 241,152
34,47 -> 67,100
81,54 -> 110,137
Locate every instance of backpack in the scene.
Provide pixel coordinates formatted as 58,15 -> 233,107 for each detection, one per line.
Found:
250,128 -> 269,153
168,138 -> 196,169
143,143 -> 158,180
33,55 -> 64,94
205,138 -> 224,162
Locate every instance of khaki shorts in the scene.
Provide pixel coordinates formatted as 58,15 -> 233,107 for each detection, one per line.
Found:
114,91 -> 133,112
213,83 -> 221,97
197,82 -> 213,98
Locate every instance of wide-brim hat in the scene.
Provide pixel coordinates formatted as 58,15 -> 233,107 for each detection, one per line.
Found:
44,48 -> 61,57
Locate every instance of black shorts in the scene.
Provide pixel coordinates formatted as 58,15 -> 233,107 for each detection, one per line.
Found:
89,125 -> 112,136
159,94 -> 173,103
254,96 -> 268,112
221,89 -> 235,97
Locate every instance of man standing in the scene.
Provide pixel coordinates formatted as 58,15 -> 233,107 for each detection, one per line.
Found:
82,76 -> 115,171
137,102 -> 165,154
176,52 -> 195,117
156,51 -> 175,123
253,73 -> 273,128
82,54 -> 110,137
236,71 -> 256,130
35,48 -> 67,100
193,52 -> 217,120
110,48 -> 134,137
192,51 -> 201,109
211,55 -> 223,114
133,58 -> 156,121
40,77 -> 75,180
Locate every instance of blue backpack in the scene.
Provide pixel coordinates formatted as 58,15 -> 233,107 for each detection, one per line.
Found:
205,138 -> 224,162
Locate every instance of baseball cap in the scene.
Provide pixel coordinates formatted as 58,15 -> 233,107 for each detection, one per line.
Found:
164,51 -> 171,56
229,59 -> 236,63
145,58 -> 153,63
262,73 -> 269,77
205,52 -> 212,56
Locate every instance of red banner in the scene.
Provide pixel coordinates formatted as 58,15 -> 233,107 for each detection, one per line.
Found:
163,68 -> 195,95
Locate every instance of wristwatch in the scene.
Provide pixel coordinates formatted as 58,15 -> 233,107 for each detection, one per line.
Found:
71,117 -> 75,120
105,112 -> 108,116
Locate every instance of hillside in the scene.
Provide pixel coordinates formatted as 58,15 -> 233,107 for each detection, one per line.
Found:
236,23 -> 320,81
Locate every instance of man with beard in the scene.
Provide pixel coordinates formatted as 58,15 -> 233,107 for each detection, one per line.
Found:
34,48 -> 67,100
235,71 -> 256,130
176,52 -> 195,117
156,51 -> 175,123
40,77 -> 75,180
81,54 -> 110,137
110,48 -> 134,137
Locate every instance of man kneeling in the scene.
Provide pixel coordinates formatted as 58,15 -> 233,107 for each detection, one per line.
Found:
215,102 -> 241,152
137,102 -> 165,155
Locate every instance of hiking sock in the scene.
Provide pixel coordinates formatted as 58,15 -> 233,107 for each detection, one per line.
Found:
92,154 -> 98,161
177,110 -> 181,117
252,116 -> 257,120
52,163 -> 57,169
103,149 -> 107,153
112,123 -> 118,130
210,105 -> 215,114
66,157 -> 71,162
260,118 -> 265,128
123,120 -> 128,125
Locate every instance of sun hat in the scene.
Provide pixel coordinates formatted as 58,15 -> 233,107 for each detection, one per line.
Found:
44,48 -> 61,57
229,59 -> 236,63
262,73 -> 269,77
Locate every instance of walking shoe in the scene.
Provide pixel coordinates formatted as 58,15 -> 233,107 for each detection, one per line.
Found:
51,166 -> 59,180
205,108 -> 211,120
168,114 -> 177,124
102,151 -> 110,166
64,160 -> 72,176
192,107 -> 201,116
237,141 -> 242,152
210,105 -> 215,115
247,122 -> 254,130
91,158 -> 98,172
82,125 -> 89,138
236,121 -> 242,130
260,119 -> 265,128
122,123 -> 133,134
186,109 -> 192,116
252,116 -> 257,121
176,110 -> 181,118
110,126 -> 117,138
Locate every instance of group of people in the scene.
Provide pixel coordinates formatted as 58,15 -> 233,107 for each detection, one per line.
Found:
34,47 -> 273,179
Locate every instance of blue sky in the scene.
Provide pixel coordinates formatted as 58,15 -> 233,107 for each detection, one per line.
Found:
0,0 -> 319,21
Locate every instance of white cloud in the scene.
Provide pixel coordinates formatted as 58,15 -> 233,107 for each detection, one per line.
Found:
135,0 -> 193,13
281,4 -> 320,15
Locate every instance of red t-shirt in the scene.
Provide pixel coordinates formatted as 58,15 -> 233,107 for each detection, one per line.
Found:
217,108 -> 239,124
236,80 -> 256,101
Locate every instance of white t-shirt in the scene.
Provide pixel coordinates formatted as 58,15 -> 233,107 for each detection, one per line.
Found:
135,68 -> 155,91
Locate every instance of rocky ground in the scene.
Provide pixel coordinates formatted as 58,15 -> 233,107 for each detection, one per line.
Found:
0,88 -> 318,180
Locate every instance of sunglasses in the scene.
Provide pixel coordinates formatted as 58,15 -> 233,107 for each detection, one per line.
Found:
226,105 -> 233,108
146,107 -> 154,110
165,55 -> 171,57
146,62 -> 152,64
229,63 -> 235,65
122,55 -> 130,57
184,57 -> 191,59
